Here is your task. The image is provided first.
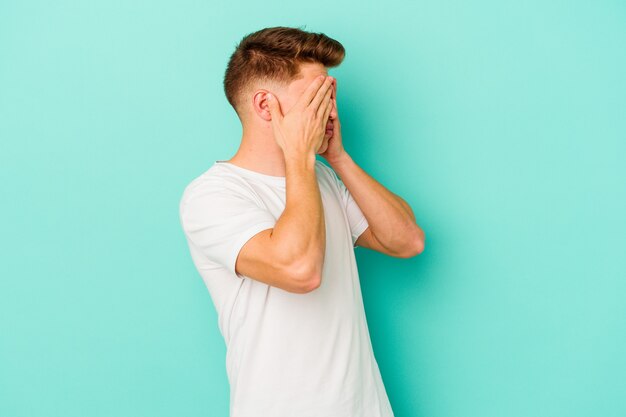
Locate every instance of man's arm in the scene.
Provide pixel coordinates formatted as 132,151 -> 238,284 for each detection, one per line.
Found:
235,153 -> 325,294
328,152 -> 425,258
235,76 -> 334,293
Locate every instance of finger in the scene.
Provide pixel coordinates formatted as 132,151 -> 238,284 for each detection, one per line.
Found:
316,84 -> 333,120
332,79 -> 338,104
328,77 -> 337,107
309,76 -> 334,114
293,75 -> 328,111
266,93 -> 283,124
322,92 -> 333,126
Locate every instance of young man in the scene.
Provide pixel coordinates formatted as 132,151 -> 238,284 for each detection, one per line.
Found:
179,26 -> 425,417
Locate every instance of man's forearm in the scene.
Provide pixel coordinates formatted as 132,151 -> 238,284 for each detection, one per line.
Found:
271,152 -> 326,280
328,152 -> 425,253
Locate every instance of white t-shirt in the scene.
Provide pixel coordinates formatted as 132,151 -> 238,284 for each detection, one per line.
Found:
179,159 -> 394,417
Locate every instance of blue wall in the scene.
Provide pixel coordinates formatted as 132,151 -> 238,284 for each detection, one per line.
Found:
1,1 -> 624,416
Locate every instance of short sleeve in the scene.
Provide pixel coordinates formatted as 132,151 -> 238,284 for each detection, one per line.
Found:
179,183 -> 276,279
338,177 -> 369,247
320,163 -> 369,247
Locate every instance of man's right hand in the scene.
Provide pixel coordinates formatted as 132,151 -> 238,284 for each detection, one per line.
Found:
266,75 -> 335,159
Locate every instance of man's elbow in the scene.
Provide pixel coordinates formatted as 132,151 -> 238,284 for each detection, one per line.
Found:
292,271 -> 322,293
288,257 -> 323,293
401,230 -> 425,258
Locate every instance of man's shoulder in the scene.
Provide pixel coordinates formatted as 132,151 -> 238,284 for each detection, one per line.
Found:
179,164 -> 249,207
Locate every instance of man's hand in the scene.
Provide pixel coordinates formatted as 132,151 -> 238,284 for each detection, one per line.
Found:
266,75 -> 335,161
319,78 -> 347,164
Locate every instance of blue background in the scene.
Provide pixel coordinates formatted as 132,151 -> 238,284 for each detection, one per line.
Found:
1,1 -> 625,416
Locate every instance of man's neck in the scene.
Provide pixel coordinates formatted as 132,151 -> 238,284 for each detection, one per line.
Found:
225,133 -> 289,177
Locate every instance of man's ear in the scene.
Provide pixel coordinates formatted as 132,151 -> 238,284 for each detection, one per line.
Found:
252,90 -> 273,121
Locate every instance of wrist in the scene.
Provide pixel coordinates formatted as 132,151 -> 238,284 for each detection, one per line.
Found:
327,150 -> 352,169
284,150 -> 317,171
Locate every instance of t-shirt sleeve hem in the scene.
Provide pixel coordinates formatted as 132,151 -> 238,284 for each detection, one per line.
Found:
352,216 -> 369,248
228,221 -> 276,279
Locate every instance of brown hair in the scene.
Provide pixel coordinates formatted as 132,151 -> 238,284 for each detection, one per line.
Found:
223,26 -> 345,119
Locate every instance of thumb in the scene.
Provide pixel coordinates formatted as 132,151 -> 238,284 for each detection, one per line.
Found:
267,94 -> 283,121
